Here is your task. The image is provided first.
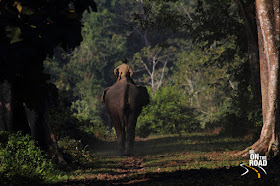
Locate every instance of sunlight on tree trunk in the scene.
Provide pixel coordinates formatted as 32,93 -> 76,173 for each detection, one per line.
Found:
240,0 -> 280,157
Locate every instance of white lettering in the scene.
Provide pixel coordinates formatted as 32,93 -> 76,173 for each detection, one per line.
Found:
249,160 -> 268,166
249,160 -> 254,166
253,160 -> 259,166
262,160 -> 267,166
250,154 -> 255,160
248,153 -> 268,167
261,156 -> 267,160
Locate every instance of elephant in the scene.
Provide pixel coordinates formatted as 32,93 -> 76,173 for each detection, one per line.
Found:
101,77 -> 150,155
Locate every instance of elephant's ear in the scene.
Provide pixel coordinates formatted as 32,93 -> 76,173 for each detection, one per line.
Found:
101,87 -> 109,103
101,91 -> 105,103
137,86 -> 150,106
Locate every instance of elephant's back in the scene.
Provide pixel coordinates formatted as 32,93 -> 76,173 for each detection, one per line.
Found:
104,80 -> 149,113
105,81 -> 128,110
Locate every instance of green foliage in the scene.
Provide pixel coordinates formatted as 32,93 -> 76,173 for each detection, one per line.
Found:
44,7 -> 128,131
43,0 -> 262,143
192,0 -> 245,51
172,43 -> 232,127
44,1 -> 196,142
137,86 -> 200,137
131,0 -> 190,32
44,6 -> 128,142
204,59 -> 262,137
189,0 -> 262,136
0,132 -> 59,184
47,89 -> 113,145
222,69 -> 262,137
57,137 -> 95,168
170,39 -> 262,137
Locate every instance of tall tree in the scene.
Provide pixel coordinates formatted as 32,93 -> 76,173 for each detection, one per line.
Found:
242,0 -> 280,156
133,45 -> 175,94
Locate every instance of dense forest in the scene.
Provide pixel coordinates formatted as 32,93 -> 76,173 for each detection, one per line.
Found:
1,0 -> 279,184
44,0 -> 261,138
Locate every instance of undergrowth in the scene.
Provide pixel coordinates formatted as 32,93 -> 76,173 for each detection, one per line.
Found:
0,131 -> 65,184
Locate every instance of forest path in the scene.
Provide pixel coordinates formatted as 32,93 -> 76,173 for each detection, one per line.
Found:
62,133 -> 279,185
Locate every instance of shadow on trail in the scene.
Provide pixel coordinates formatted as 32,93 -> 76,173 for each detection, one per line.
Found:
59,164 -> 279,185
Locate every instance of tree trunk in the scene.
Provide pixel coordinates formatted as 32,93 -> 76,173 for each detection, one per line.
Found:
32,93 -> 65,164
13,80 -> 32,135
235,0 -> 261,102
0,80 -> 30,134
241,0 -> 280,157
0,78 -> 65,164
0,80 -> 13,131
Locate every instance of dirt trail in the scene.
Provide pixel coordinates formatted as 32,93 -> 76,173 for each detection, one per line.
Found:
117,157 -> 144,172
86,138 -> 149,182
62,135 -> 279,185
90,137 -> 148,157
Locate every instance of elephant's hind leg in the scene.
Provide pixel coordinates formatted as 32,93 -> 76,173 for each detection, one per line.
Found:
125,113 -> 137,155
113,118 -> 126,155
121,125 -> 126,156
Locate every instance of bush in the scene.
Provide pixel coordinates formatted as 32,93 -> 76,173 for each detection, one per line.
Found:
204,100 -> 260,137
136,86 -> 201,137
49,90 -> 112,143
0,132 -> 59,184
57,137 -> 95,169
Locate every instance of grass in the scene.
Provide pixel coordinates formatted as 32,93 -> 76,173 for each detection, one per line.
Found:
134,133 -> 249,173
54,132 -> 272,185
